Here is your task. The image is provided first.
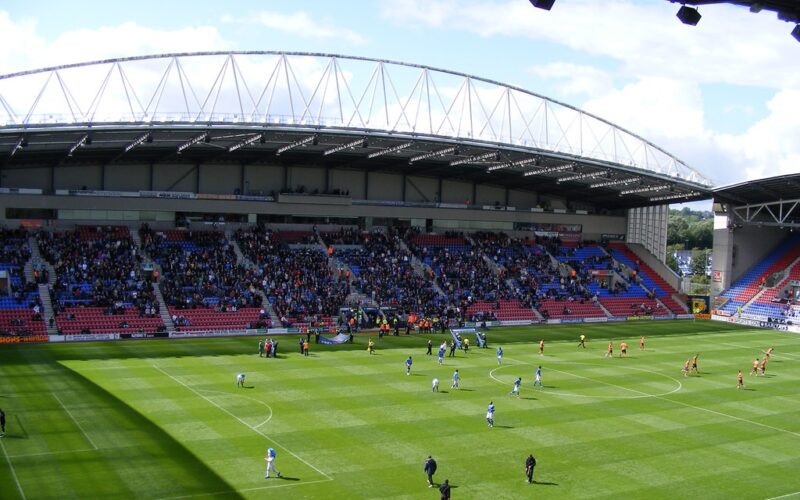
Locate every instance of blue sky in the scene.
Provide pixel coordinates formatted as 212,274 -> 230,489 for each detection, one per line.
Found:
1,0 -> 798,210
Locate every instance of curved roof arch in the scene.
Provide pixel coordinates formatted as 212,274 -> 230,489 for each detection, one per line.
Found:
0,51 -> 712,190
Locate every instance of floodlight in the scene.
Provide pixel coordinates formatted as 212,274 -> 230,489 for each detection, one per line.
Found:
677,5 -> 701,26
177,133 -> 209,154
367,142 -> 413,159
276,135 -> 317,155
529,0 -> 555,11
323,137 -> 368,156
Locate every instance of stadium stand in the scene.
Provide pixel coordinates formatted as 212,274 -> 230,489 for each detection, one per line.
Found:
38,226 -> 164,335
718,236 -> 800,316
141,226 -> 264,332
0,229 -> 45,338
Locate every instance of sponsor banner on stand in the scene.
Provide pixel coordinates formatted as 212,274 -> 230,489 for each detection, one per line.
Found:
140,190 -> 196,199
583,317 -> 608,323
65,333 -> 119,342
652,314 -> 676,321
498,320 -> 533,326
560,317 -> 585,324
607,316 -> 628,322
679,314 -> 699,320
546,319 -> 562,325
626,315 -> 653,321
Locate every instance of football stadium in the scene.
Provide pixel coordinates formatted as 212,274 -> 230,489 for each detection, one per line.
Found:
0,44 -> 798,500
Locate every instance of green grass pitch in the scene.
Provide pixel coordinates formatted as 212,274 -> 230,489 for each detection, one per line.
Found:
1,320 -> 800,499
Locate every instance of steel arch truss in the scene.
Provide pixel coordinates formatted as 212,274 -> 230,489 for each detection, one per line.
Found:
732,198 -> 800,228
0,51 -> 711,187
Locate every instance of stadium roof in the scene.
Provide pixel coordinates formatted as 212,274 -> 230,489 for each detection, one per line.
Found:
713,172 -> 800,205
0,52 -> 714,209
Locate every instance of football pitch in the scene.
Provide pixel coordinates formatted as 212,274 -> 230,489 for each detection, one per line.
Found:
1,320 -> 799,499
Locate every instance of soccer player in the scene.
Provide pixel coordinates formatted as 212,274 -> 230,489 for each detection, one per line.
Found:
0,408 -> 5,436
640,336 -> 645,351
525,453 -> 536,484
760,356 -> 767,376
432,378 -> 439,392
539,339 -> 544,356
682,359 -> 690,377
426,339 -> 433,355
533,366 -> 543,388
303,339 -> 309,357
737,370 -> 744,389
264,447 -> 281,479
486,401 -> 495,427
451,369 -> 460,389
236,373 -> 246,388
691,354 -> 699,374
511,377 -> 522,398
766,346 -> 774,360
750,358 -> 760,376
258,340 -> 264,357
438,344 -> 445,365
605,341 -> 613,358
497,346 -> 503,365
368,338 -> 375,354
578,334 -> 586,348
406,355 -> 413,376
463,338 -> 470,353
620,341 -> 628,358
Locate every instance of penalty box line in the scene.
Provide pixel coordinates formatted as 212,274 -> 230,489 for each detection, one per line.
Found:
152,364 -> 332,482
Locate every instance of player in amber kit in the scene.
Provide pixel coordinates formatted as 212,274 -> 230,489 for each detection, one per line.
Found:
640,336 -> 645,351
750,358 -> 760,376
737,370 -> 744,389
538,340 -> 544,356
690,354 -> 699,374
682,359 -> 690,377
605,341 -> 613,358
620,342 -> 628,358
760,356 -> 767,376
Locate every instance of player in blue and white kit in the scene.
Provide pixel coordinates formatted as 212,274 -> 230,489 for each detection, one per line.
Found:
510,377 -> 521,398
497,346 -> 503,365
533,366 -> 543,388
406,356 -> 413,376
438,345 -> 446,365
486,401 -> 495,427
264,447 -> 281,479
432,377 -> 439,392
451,369 -> 459,389
236,373 -> 245,388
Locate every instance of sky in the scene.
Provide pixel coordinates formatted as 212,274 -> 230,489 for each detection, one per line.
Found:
1,0 -> 798,211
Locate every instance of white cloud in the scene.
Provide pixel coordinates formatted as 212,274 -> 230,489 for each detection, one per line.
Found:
226,11 -> 366,45
529,63 -> 614,98
0,16 -> 230,73
380,0 -> 800,89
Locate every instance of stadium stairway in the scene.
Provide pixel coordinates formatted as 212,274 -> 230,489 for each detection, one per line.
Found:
229,237 -> 277,321
28,235 -> 56,286
38,283 -> 58,335
152,274 -> 176,332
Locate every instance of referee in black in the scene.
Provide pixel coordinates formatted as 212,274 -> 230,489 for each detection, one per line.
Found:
525,453 -> 536,483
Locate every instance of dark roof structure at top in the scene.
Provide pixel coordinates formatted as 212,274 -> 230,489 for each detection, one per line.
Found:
0,52 -> 714,209
714,173 -> 800,229
714,173 -> 800,205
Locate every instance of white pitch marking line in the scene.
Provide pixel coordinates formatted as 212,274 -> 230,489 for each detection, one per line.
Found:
765,491 -> 800,500
152,365 -> 332,481
53,393 -> 98,450
0,438 -> 27,500
490,357 -> 683,400
201,389 -> 273,430
501,355 -> 800,440
8,448 -> 97,459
